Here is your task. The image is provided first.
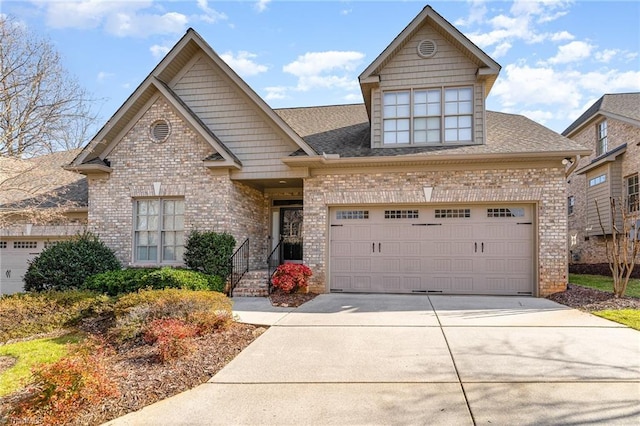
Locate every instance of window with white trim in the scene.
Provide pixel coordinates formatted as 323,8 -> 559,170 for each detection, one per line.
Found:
382,87 -> 473,145
596,121 -> 607,156
134,198 -> 184,264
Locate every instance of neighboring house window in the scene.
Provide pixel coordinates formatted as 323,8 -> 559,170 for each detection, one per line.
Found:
134,198 -> 184,264
383,87 -> 473,145
596,120 -> 607,156
568,196 -> 575,215
627,174 -> 639,212
589,174 -> 606,187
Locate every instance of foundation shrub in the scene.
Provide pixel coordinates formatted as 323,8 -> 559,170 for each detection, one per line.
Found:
183,230 -> 235,277
83,267 -> 225,296
271,263 -> 313,293
6,337 -> 118,425
24,232 -> 121,292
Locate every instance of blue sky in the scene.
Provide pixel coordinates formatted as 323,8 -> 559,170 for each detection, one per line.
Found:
2,0 -> 639,134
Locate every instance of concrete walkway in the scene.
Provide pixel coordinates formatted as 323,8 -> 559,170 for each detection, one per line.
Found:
106,294 -> 640,425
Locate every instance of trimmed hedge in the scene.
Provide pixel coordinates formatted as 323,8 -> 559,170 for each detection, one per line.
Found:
24,232 -> 121,292
183,230 -> 235,277
569,263 -> 640,279
83,267 -> 225,296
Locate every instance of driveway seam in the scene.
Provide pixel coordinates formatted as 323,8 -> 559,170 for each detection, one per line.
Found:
429,295 -> 476,426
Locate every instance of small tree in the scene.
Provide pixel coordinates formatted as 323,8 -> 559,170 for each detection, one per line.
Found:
595,197 -> 640,298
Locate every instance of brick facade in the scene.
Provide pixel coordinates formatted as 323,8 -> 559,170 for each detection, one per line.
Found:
88,98 -> 267,268
303,165 -> 568,296
567,119 -> 640,264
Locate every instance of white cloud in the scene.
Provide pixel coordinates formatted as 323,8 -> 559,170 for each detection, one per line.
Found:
254,0 -> 271,13
343,93 -> 363,103
340,9 -> 353,16
195,0 -> 227,23
283,51 -> 365,92
150,44 -> 172,59
220,51 -> 268,77
264,86 -> 288,101
97,71 -> 114,83
550,31 -> 574,42
40,0 -> 224,37
491,42 -> 512,58
594,49 -> 618,63
454,0 -> 487,26
518,109 -> 554,124
546,41 -> 593,64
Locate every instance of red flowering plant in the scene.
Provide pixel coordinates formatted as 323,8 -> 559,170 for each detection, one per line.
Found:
271,263 -> 313,293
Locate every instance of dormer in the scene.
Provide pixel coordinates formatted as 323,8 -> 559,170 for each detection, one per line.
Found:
359,5 -> 501,149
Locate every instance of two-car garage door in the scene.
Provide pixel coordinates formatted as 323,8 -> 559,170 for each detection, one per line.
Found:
329,205 -> 535,295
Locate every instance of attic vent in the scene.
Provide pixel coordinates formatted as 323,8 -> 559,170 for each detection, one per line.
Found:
417,39 -> 437,58
149,119 -> 171,143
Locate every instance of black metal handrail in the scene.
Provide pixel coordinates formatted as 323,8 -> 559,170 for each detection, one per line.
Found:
266,238 -> 283,294
228,238 -> 249,296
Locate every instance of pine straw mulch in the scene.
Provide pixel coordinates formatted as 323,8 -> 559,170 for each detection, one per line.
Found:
547,283 -> 640,311
269,288 -> 318,307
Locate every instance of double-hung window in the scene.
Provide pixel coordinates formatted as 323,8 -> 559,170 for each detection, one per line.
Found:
383,87 -> 473,145
596,121 -> 608,156
134,198 -> 184,264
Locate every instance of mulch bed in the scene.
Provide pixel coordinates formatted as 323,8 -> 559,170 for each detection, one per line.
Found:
547,284 -> 640,311
269,288 -> 318,307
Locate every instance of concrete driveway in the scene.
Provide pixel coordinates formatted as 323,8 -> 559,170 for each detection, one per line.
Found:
107,294 -> 640,425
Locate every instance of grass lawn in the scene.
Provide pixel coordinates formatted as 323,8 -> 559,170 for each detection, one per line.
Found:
593,310 -> 640,331
568,273 -> 640,298
0,332 -> 83,396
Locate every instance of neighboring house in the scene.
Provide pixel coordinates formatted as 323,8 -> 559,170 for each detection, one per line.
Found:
564,93 -> 640,265
49,5 -> 585,297
0,149 -> 88,294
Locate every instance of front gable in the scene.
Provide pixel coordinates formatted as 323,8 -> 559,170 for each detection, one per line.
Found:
69,29 -> 316,181
359,6 -> 500,149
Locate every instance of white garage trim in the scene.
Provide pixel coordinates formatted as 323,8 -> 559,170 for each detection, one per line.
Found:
328,204 -> 536,296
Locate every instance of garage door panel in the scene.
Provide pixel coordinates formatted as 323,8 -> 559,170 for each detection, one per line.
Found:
329,205 -> 534,295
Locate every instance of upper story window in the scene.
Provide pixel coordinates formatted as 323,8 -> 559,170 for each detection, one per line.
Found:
568,196 -> 575,215
627,174 -> 639,212
596,120 -> 608,156
383,87 -> 473,145
589,174 -> 606,187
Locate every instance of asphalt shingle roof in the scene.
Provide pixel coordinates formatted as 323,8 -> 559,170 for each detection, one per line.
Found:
0,149 -> 87,210
275,104 -> 588,158
562,92 -> 640,136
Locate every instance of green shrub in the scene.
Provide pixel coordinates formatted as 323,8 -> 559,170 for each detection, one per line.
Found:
7,337 -> 118,425
183,230 -> 235,277
111,288 -> 232,342
83,268 -> 156,295
0,291 -> 108,343
83,267 -> 225,295
24,232 -> 121,292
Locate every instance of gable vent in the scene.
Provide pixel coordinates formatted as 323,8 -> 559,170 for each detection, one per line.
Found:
149,119 -> 171,143
417,39 -> 437,58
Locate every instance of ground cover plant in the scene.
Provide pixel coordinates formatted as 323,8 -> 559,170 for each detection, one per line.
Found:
568,274 -> 640,298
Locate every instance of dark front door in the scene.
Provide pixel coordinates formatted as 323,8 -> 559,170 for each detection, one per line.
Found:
280,207 -> 303,261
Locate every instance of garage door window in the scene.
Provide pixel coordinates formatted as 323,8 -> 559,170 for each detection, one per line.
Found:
336,210 -> 369,220
14,241 -> 38,249
487,208 -> 525,218
384,210 -> 419,219
134,198 -> 184,264
0,242 -> 6,249
435,208 -> 470,218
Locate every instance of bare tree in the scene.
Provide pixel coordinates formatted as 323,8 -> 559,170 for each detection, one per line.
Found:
0,15 -> 100,157
595,197 -> 640,298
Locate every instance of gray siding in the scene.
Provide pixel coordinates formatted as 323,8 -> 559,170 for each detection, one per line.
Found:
172,55 -> 302,179
586,165 -> 612,235
372,23 -> 484,148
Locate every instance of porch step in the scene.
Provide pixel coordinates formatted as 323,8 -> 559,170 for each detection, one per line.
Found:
232,269 -> 270,297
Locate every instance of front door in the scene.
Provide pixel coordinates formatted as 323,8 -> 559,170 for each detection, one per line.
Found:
280,207 -> 303,262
